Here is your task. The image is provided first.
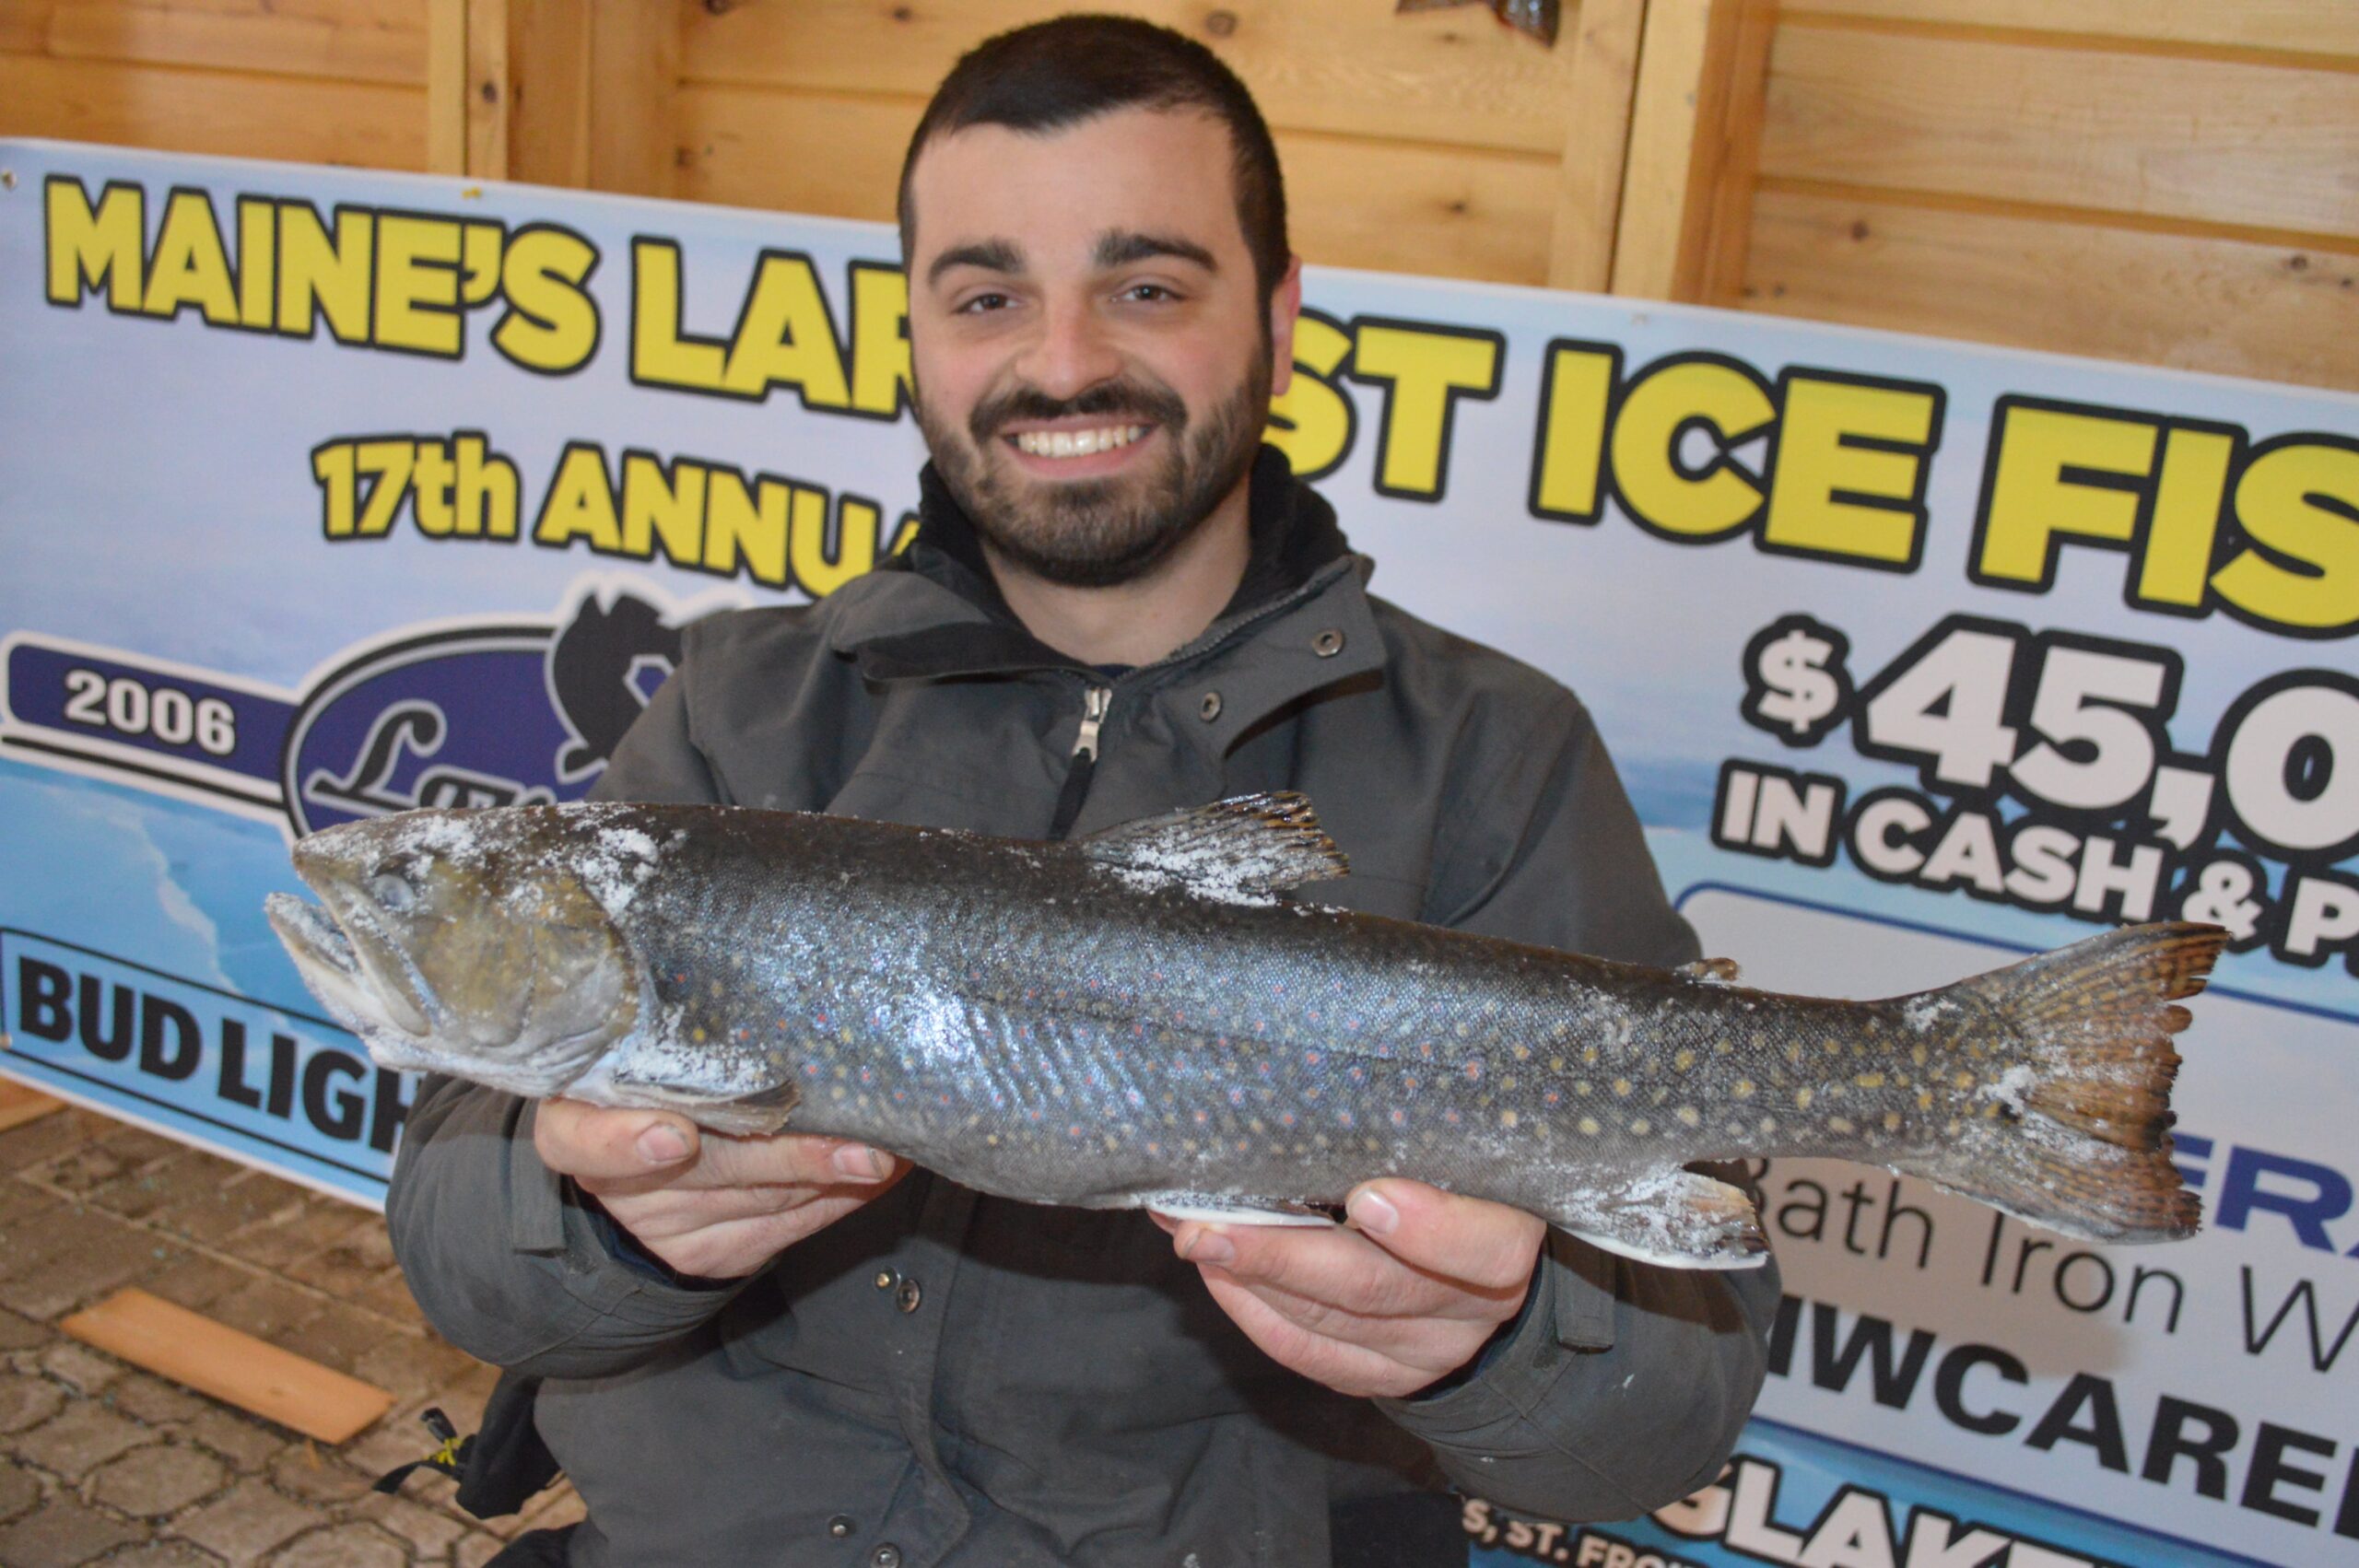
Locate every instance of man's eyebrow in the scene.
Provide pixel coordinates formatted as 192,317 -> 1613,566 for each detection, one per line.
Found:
927,240 -> 1025,286
1094,229 -> 1217,273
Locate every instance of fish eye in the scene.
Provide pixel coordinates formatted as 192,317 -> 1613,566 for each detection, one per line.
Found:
367,872 -> 419,914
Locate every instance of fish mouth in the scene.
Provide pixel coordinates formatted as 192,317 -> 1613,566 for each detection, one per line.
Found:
264,889 -> 436,1045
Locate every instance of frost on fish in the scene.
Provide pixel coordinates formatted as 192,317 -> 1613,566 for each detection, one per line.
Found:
268,797 -> 2227,1268
1077,792 -> 1346,907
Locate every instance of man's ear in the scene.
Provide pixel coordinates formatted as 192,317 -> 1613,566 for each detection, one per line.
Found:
1267,255 -> 1304,397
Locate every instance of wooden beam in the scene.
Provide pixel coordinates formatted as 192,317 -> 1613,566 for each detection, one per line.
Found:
587,0 -> 682,198
505,0 -> 595,189
464,0 -> 511,180
62,1289 -> 395,1445
1547,0 -> 1648,293
1697,0 -> 1777,303
0,1081 -> 66,1135
1611,0 -> 1774,301
427,0 -> 467,175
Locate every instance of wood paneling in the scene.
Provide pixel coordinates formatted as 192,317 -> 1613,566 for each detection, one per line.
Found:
1611,0 -> 1770,302
675,82 -> 1558,285
1735,6 -> 2359,387
0,49 -> 426,166
680,0 -> 1583,157
1760,23 -> 2359,239
1779,2 -> 2359,59
1546,0 -> 1645,292
1745,185 -> 2359,392
675,84 -> 911,223
1279,130 -> 1556,285
0,0 -> 426,85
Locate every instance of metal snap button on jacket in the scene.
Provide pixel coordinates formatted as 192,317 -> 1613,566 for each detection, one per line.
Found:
1313,628 -> 1345,657
873,1269 -> 896,1292
827,1515 -> 855,1539
1199,691 -> 1222,721
871,1545 -> 904,1568
894,1277 -> 922,1313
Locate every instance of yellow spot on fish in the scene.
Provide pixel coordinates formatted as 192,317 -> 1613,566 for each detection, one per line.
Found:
1551,1056 -> 1566,1073
1579,1117 -> 1601,1136
1513,1045 -> 1531,1061
1732,1079 -> 1755,1099
1675,1106 -> 1700,1128
691,1027 -> 707,1043
1500,1109 -> 1519,1129
1613,1078 -> 1632,1097
1582,1046 -> 1600,1066
1855,1071 -> 1886,1089
1918,1088 -> 1935,1110
1795,1087 -> 1815,1110
1826,1115 -> 1855,1134
1822,1038 -> 1843,1056
1911,1044 -> 1929,1066
1955,1071 -> 1978,1090
1455,1022 -> 1471,1038
1758,1116 -> 1778,1136
1884,1111 -> 1902,1131
1630,1118 -> 1650,1136
1673,1049 -> 1696,1071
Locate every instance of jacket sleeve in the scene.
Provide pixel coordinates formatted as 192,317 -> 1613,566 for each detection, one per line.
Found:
384,660 -> 752,1378
1377,696 -> 1781,1521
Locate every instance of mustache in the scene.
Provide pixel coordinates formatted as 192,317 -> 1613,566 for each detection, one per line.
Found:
969,380 -> 1188,446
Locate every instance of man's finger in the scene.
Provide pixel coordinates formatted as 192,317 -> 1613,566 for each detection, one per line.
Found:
1344,1178 -> 1545,1295
534,1098 -> 701,1182
1167,1220 -> 1470,1321
686,1132 -> 900,1191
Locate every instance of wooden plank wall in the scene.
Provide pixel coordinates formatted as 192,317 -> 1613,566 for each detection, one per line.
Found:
1732,2 -> 2359,391
0,0 -> 431,170
669,0 -> 1621,289
6,0 -> 2355,393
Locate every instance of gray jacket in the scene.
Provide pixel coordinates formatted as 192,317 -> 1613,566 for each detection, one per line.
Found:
386,453 -> 1778,1566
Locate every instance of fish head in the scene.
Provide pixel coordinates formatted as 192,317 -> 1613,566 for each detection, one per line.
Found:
265,806 -> 646,1097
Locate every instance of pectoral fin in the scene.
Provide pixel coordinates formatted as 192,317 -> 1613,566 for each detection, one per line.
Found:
1555,1169 -> 1768,1270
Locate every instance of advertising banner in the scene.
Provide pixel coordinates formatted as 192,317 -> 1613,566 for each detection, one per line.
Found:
0,140 -> 2351,1566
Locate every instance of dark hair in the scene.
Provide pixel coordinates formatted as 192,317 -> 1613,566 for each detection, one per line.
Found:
898,15 -> 1290,303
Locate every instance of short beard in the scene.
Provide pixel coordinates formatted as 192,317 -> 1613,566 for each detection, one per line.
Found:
915,359 -> 1270,589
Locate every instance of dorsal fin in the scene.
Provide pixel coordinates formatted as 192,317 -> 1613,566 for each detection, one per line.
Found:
1079,792 -> 1347,905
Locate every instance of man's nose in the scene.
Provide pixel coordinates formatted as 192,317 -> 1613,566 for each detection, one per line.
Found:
1015,299 -> 1125,401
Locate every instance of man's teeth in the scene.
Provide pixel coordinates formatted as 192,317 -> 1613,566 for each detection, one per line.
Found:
1014,425 -> 1148,458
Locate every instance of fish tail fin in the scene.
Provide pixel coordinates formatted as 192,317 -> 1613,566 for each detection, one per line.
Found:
1922,921 -> 2225,1245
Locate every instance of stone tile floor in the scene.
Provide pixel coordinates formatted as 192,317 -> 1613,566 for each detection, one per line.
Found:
0,1106 -> 585,1565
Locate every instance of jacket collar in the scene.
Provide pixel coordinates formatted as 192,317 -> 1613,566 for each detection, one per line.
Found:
824,445 -> 1370,681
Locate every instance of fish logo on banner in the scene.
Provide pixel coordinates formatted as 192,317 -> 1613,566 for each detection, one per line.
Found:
0,578 -> 727,837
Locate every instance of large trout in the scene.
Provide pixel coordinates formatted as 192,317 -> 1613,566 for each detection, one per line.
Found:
265,794 -> 2224,1269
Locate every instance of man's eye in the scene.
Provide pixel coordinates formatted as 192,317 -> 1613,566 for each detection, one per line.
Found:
1121,284 -> 1177,303
957,292 -> 1012,314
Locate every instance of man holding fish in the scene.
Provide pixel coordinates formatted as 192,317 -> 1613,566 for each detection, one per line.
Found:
385,16 -> 1779,1565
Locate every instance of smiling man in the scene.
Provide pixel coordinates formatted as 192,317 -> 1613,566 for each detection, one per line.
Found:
387,17 -> 1778,1568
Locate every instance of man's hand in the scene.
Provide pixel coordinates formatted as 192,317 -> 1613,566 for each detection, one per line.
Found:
1154,1178 -> 1544,1398
535,1098 -> 908,1281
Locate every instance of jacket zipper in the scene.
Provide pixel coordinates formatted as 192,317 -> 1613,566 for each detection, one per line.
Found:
1047,684 -> 1111,839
